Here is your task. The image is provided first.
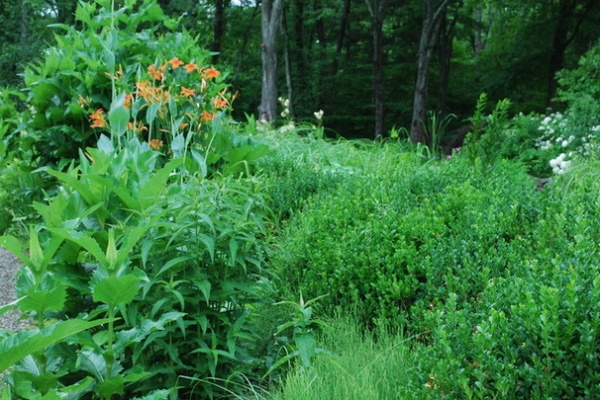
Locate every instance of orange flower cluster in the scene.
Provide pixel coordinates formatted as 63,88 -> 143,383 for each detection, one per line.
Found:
148,64 -> 166,81
149,138 -> 164,150
180,86 -> 196,98
89,108 -> 106,128
202,67 -> 220,80
136,81 -> 169,104
213,96 -> 228,109
168,57 -> 184,70
201,110 -> 214,122
184,62 -> 199,73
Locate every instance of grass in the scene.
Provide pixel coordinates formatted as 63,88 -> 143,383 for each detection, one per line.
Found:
265,317 -> 415,400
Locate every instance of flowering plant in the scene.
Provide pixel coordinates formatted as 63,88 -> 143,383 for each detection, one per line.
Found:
85,57 -> 234,163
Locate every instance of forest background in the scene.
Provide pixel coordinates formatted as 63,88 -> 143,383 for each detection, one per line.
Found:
2,0 -> 599,142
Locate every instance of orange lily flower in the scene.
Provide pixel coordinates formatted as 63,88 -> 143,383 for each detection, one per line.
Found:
184,62 -> 199,73
89,108 -> 106,128
181,86 -> 196,98
201,110 -> 214,122
202,67 -> 220,79
168,57 -> 184,70
149,138 -> 164,150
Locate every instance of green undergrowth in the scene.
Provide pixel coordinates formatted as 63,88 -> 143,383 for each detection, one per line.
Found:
266,136 -> 600,398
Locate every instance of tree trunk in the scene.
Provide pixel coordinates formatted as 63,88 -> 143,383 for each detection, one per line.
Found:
437,7 -> 458,112
211,0 -> 230,64
472,8 -> 485,56
332,0 -> 351,75
258,0 -> 284,123
282,7 -> 294,119
410,0 -> 451,144
366,0 -> 386,140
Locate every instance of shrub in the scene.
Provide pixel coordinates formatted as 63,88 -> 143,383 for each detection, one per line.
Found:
272,154 -> 542,328
1,135 -> 274,398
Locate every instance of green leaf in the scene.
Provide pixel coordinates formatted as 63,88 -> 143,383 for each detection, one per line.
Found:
49,228 -> 108,268
97,134 -> 114,153
103,46 -> 115,73
0,318 -> 114,372
108,106 -> 129,137
20,284 -> 67,316
171,134 -> 185,158
96,375 -> 125,398
106,229 -> 118,271
92,275 -> 141,307
138,158 -> 183,209
191,150 -> 207,178
146,102 -> 161,126
45,170 -> 99,207
0,296 -> 26,318
197,280 -> 211,304
0,235 -> 33,270
295,332 -> 316,368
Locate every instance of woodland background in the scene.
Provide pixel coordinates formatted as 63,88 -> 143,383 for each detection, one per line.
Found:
2,0 -> 599,141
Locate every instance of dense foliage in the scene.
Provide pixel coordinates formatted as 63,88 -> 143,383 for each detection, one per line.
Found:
0,0 -> 600,399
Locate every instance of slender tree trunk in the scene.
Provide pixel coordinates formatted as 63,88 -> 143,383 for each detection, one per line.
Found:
293,0 -> 307,112
211,0 -> 230,64
437,8 -> 458,112
410,0 -> 451,144
282,8 -> 294,118
332,0 -> 351,75
472,8 -> 484,56
259,0 -> 284,123
366,0 -> 386,140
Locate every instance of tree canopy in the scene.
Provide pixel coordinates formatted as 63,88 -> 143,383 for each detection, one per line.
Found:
1,0 -> 599,140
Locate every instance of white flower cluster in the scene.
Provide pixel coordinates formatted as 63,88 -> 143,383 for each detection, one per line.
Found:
535,112 -> 570,150
549,153 -> 571,175
278,97 -> 290,119
534,112 -> 599,174
278,122 -> 295,134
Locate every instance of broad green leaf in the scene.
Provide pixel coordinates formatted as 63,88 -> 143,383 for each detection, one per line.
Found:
197,280 -> 211,303
108,105 -> 129,137
114,312 -> 185,353
191,150 -> 207,178
92,275 -> 141,307
295,332 -> 316,368
20,284 -> 67,315
97,134 -> 114,153
53,376 -> 95,399
138,158 -> 183,209
78,349 -> 106,380
171,134 -> 185,158
0,318 -> 114,372
146,102 -> 161,126
115,223 -> 158,268
103,46 -> 115,73
45,170 -> 99,207
96,376 -> 124,398
49,228 -> 108,268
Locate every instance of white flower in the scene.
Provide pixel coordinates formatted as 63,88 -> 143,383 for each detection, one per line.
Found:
562,140 -> 569,148
314,109 -> 324,121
